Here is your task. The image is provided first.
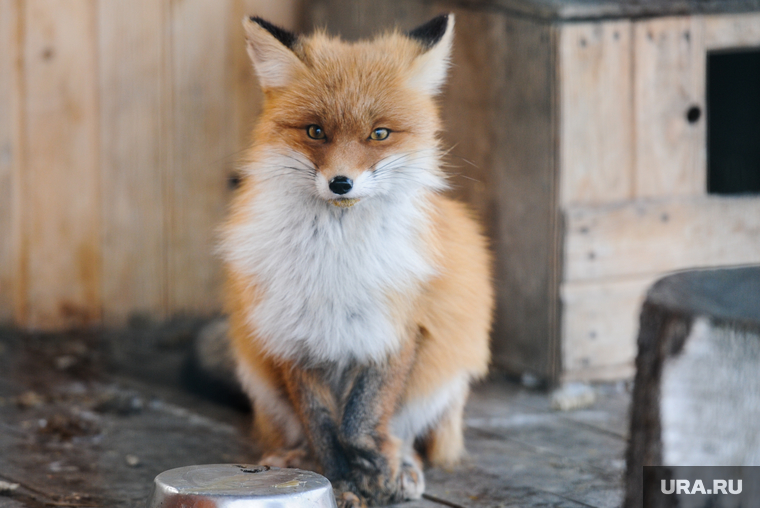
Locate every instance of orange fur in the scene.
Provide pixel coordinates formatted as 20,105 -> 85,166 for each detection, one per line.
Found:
222,14 -> 493,506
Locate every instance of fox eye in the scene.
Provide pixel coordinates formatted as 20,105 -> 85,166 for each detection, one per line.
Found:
306,125 -> 326,140
369,128 -> 390,141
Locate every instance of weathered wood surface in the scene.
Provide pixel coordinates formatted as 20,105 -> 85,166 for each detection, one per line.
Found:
465,15 -> 561,382
438,9 -> 563,382
452,382 -> 628,508
306,0 -> 430,40
558,20 -> 633,206
624,266 -> 760,508
167,0 -> 234,316
563,193 -> 760,381
633,16 -> 706,199
561,276 -> 653,382
703,11 -> 760,48
434,5 -> 497,232
21,0 -> 102,329
0,327 -> 630,508
564,196 -> 760,282
0,0 -> 299,329
0,0 -> 20,324
0,328 -> 257,508
557,10 -> 760,208
452,0 -> 760,21
99,0 -> 167,324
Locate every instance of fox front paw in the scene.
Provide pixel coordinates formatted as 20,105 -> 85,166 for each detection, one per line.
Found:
399,456 -> 425,500
333,480 -> 368,508
339,457 -> 425,505
259,447 -> 319,472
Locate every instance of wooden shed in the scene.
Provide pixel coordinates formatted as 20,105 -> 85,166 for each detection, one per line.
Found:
308,0 -> 760,384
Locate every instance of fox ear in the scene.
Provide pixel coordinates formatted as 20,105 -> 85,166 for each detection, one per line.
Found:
243,17 -> 305,89
406,14 -> 455,95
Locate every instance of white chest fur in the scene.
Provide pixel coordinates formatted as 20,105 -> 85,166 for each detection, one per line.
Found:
222,177 -> 437,365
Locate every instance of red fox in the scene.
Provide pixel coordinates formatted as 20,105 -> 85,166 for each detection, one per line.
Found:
221,13 -> 493,507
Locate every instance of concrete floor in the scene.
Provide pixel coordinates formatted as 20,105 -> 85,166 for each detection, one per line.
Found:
0,326 -> 630,508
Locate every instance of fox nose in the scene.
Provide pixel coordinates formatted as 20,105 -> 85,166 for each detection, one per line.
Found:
329,176 -> 353,195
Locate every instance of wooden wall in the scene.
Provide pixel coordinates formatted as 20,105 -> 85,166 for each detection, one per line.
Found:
468,14 -> 561,386
558,12 -> 760,382
0,0 -> 300,329
5,0 -> 759,386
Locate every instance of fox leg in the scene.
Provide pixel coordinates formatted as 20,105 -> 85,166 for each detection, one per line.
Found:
338,358 -> 420,505
234,355 -> 314,469
425,383 -> 469,467
281,365 -> 350,479
398,442 -> 425,500
283,340 -> 420,507
392,369 -> 471,469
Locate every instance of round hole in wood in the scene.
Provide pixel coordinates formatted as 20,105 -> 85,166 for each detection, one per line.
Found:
686,105 -> 701,124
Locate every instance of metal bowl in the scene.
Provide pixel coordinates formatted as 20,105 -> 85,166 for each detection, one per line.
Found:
147,464 -> 337,508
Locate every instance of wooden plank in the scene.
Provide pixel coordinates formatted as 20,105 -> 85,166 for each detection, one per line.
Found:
232,0 -> 302,166
633,16 -> 706,198
0,0 -> 20,324
231,0 -> 260,168
167,0 -> 236,316
703,12 -> 760,50
98,0 -> 167,325
458,423 -> 625,507
439,6 -> 513,365
433,10 -> 561,382
21,0 -> 101,329
564,196 -> 760,282
561,276 -> 654,382
461,0 -> 760,22
559,20 -> 633,206
437,6 -> 499,257
306,0 -> 430,41
482,16 -> 561,382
